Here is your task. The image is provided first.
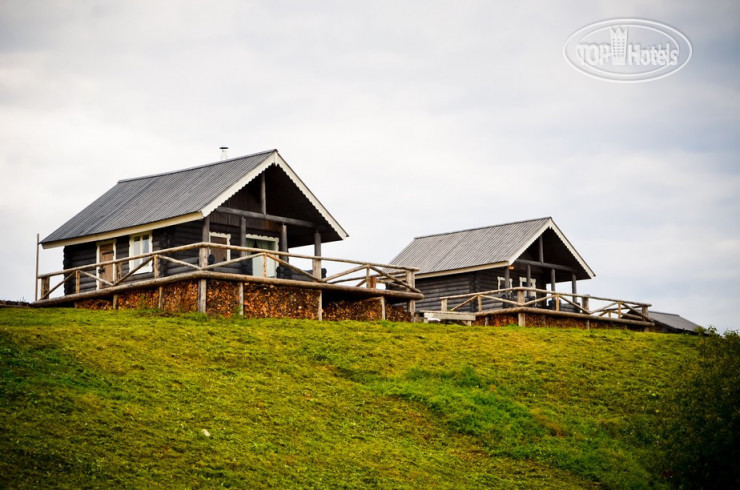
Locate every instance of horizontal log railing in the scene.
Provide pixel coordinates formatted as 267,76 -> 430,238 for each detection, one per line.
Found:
37,242 -> 420,301
438,287 -> 652,323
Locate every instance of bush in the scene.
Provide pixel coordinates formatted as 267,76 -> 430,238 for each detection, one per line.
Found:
659,329 -> 740,488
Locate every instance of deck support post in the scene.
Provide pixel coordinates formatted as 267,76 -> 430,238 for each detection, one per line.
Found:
112,294 -> 119,310
317,290 -> 323,321
313,230 -> 322,278
380,296 -> 386,320
238,282 -> 244,317
406,269 -> 416,320
526,264 -> 532,300
198,216 -> 210,314
260,172 -> 267,215
158,286 -> 164,310
518,312 -> 526,327
504,266 -> 510,290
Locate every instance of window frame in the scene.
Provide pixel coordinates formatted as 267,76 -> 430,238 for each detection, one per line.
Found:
129,233 -> 153,274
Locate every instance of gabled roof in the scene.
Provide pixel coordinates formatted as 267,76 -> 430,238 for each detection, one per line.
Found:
648,311 -> 701,333
42,149 -> 348,248
390,217 -> 595,279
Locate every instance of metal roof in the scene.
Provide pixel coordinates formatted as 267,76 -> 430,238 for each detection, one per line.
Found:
648,311 -> 701,333
389,217 -> 595,278
41,149 -> 348,247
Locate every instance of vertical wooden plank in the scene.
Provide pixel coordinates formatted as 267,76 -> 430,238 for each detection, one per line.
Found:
380,296 -> 386,320
153,256 -> 160,279
280,224 -> 288,264
313,230 -> 322,278
199,216 -> 210,269
75,270 -> 81,294
41,277 -> 50,300
571,272 -> 577,295
113,294 -> 119,310
158,286 -> 164,310
238,282 -> 244,317
260,173 -> 267,215
504,266 -> 510,291
538,235 -> 544,262
441,298 -> 447,311
551,268 -> 556,291
518,312 -> 526,327
35,234 -> 40,302
317,290 -> 323,321
198,279 -> 207,313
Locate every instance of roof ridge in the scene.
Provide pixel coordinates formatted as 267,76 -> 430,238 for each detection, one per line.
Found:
118,149 -> 276,183
413,217 -> 552,240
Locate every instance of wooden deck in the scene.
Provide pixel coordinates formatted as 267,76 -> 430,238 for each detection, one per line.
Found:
428,287 -> 654,329
35,243 -> 421,320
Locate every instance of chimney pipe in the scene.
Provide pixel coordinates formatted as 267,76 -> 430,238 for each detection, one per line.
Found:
219,146 -> 229,160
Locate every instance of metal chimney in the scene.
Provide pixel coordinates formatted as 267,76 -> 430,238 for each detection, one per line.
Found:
219,146 -> 229,160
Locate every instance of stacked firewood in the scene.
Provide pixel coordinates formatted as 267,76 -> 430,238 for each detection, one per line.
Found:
206,280 -> 241,317
242,283 -> 320,320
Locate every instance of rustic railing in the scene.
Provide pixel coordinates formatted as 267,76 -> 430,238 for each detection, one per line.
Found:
438,287 -> 651,323
37,242 -> 419,301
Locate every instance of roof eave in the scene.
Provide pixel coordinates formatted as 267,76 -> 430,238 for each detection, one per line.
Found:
40,212 -> 204,249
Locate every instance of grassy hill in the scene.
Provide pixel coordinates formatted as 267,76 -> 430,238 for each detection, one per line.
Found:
0,308 -> 698,488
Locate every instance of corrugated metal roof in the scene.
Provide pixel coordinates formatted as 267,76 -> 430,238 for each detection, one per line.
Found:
390,217 -> 594,278
649,311 -> 701,333
42,150 -> 274,245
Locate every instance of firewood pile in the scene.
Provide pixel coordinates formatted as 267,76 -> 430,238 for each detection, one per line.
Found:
75,298 -> 113,310
117,289 -> 158,310
206,280 -> 241,317
323,297 -> 385,322
385,303 -> 410,322
242,283 -> 320,320
161,281 -> 198,313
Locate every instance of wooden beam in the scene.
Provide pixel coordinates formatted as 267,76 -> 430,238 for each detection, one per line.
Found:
281,224 -> 288,253
313,230 -> 322,278
216,206 -> 316,229
538,236 -> 544,262
260,172 -> 266,215
515,259 -> 576,274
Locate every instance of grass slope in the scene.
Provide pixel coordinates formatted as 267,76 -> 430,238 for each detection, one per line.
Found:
0,308 -> 697,488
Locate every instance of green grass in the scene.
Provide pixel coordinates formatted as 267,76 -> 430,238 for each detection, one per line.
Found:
0,308 -> 698,488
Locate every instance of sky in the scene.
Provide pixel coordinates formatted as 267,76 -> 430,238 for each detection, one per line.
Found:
1,0 -> 738,331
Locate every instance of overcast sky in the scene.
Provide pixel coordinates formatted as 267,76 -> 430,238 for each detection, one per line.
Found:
1,1 -> 738,331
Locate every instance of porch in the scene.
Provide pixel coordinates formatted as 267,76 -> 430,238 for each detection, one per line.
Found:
35,242 -> 421,321
426,287 -> 654,329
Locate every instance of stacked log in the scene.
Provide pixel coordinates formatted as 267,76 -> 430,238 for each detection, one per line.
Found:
323,297 -> 384,322
206,280 -> 241,317
242,283 -> 320,320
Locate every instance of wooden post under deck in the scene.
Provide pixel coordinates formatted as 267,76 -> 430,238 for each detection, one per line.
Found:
198,216 -> 210,313
280,223 -> 288,262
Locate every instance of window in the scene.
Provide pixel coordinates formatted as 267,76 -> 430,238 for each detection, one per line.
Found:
519,277 -> 537,288
245,235 -> 278,278
129,233 -> 152,273
497,276 -> 513,290
209,232 -> 231,263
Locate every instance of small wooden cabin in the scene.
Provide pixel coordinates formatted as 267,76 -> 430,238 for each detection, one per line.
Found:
41,149 -> 348,295
389,217 -> 595,312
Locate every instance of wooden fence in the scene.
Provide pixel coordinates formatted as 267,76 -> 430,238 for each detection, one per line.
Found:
438,287 -> 652,323
37,242 -> 419,301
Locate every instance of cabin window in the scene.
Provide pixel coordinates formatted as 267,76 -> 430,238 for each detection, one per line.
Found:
245,235 -> 278,278
519,277 -> 536,288
209,232 -> 231,263
129,233 -> 152,274
497,276 -> 513,290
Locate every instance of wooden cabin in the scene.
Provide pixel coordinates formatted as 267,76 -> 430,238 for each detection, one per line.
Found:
41,149 -> 348,295
389,218 -> 595,313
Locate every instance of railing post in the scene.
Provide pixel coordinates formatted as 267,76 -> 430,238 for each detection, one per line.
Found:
582,295 -> 590,314
441,298 -> 448,311
477,295 -> 482,312
555,293 -> 560,311
517,289 -> 524,306
75,270 -> 81,294
41,277 -> 50,300
153,255 -> 160,279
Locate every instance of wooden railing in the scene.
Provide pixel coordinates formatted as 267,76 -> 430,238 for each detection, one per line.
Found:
438,287 -> 651,323
37,242 -> 419,301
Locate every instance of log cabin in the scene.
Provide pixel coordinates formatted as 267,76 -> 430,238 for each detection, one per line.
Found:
389,217 -> 596,313
41,149 -> 348,294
